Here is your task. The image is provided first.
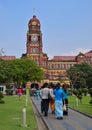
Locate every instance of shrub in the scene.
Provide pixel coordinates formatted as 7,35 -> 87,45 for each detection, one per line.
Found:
82,88 -> 88,96
73,89 -> 83,103
0,100 -> 5,103
89,99 -> 92,105
0,92 -> 4,100
0,92 -> 5,104
5,89 -> 11,95
88,88 -> 92,97
89,88 -> 92,105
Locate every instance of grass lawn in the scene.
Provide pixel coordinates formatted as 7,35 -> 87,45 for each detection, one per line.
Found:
69,95 -> 92,117
0,95 -> 38,130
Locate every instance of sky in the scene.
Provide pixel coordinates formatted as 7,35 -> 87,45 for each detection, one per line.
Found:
0,0 -> 92,59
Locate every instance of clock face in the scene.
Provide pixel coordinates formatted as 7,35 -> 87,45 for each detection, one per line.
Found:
31,35 -> 38,43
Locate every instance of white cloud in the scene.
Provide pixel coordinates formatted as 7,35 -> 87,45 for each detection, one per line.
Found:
60,48 -> 90,56
70,48 -> 90,56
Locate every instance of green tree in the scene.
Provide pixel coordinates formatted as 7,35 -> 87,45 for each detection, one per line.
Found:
8,59 -> 44,85
67,63 -> 92,89
0,58 -> 43,86
0,59 -> 10,84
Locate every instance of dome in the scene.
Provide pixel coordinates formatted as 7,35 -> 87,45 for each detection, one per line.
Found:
29,15 -> 40,25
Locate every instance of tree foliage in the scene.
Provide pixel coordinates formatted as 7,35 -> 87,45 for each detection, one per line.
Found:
0,59 -> 9,84
67,62 -> 92,89
0,58 -> 43,86
89,88 -> 92,105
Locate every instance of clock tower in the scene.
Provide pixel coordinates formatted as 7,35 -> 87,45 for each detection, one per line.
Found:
22,15 -> 48,68
27,15 -> 42,54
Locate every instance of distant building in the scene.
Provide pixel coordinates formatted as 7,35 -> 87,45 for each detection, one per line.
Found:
21,15 -> 92,84
0,85 -> 6,94
0,56 -> 16,61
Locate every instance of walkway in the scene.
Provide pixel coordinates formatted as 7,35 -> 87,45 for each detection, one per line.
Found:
31,97 -> 92,130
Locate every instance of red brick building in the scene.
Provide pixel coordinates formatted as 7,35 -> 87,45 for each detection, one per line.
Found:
22,15 -> 92,84
0,56 -> 16,61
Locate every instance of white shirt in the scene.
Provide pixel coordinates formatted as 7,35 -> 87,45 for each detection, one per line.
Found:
40,87 -> 50,99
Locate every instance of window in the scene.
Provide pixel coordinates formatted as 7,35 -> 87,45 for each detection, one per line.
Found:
30,48 -> 32,53
33,48 -> 38,53
62,64 -> 64,69
0,87 -> 3,92
28,36 -> 31,42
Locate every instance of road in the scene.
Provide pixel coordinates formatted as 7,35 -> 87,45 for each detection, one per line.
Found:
31,97 -> 92,130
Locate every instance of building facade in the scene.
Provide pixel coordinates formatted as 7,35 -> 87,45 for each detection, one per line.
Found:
22,15 -> 92,84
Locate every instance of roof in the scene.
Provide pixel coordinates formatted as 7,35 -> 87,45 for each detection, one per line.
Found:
29,15 -> 40,25
51,56 -> 76,61
85,50 -> 92,57
50,50 -> 92,62
0,56 -> 16,61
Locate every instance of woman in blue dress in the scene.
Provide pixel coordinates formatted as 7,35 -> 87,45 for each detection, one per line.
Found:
62,83 -> 69,116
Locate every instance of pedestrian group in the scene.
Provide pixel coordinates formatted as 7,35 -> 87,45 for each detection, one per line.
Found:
40,82 -> 69,120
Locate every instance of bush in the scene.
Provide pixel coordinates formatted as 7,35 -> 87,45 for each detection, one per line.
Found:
0,92 -> 5,104
0,92 -> 4,100
73,89 -> 78,96
0,100 -> 5,103
88,88 -> 92,105
89,99 -> 92,105
5,89 -> 11,95
88,88 -> 92,97
73,89 -> 83,103
82,88 -> 88,96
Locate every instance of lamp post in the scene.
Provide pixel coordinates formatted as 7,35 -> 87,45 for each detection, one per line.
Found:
22,107 -> 27,127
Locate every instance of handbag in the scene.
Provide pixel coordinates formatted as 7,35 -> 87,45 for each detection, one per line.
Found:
63,104 -> 66,111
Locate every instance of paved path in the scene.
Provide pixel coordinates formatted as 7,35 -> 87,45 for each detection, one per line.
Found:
31,97 -> 49,130
31,97 -> 92,130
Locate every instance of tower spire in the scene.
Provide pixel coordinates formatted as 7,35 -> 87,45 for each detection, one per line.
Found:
33,7 -> 36,16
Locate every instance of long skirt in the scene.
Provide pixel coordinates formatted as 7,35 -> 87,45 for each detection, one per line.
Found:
63,99 -> 68,115
49,97 -> 55,111
55,100 -> 63,118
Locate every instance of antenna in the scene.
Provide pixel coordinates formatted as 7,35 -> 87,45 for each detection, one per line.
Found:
33,7 -> 36,15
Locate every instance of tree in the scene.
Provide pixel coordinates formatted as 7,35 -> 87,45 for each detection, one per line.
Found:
0,58 -> 44,87
29,65 -> 44,82
67,63 -> 92,89
8,58 -> 44,85
0,59 -> 10,84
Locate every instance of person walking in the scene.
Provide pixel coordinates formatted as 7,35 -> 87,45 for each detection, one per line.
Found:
35,87 -> 40,100
40,82 -> 50,116
62,83 -> 69,116
17,86 -> 23,100
49,83 -> 55,114
54,83 -> 64,119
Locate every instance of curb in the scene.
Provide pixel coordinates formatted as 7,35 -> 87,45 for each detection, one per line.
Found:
31,98 -> 50,130
69,107 -> 92,118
